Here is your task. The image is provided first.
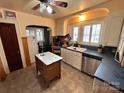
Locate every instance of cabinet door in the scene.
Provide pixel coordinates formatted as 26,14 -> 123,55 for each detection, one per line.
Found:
61,48 -> 82,71
65,49 -> 72,65
105,16 -> 123,47
71,51 -> 82,70
93,78 -> 121,93
61,48 -> 66,62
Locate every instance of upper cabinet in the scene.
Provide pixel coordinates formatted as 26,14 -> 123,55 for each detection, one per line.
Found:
104,16 -> 123,47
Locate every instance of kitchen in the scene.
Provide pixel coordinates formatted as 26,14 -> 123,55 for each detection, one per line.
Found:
0,0 -> 124,93
59,22 -> 124,93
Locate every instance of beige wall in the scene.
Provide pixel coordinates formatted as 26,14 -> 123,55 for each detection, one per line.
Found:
16,12 -> 55,37
0,8 -> 55,74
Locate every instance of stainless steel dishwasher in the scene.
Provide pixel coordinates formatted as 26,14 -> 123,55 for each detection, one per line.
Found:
82,56 -> 102,76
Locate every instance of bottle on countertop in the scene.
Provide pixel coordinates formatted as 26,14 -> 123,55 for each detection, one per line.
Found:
97,44 -> 103,53
73,41 -> 78,47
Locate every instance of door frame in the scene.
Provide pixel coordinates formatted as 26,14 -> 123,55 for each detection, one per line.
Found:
0,19 -> 26,74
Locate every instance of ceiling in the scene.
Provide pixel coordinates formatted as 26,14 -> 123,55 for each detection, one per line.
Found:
0,0 -> 110,19
68,8 -> 109,23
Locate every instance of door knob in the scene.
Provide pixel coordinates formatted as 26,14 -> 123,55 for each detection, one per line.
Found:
17,50 -> 20,54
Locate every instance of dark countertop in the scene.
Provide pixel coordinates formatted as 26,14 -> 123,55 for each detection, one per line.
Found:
83,50 -> 124,92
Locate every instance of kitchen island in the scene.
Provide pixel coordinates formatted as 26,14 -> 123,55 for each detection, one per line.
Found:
35,52 -> 63,87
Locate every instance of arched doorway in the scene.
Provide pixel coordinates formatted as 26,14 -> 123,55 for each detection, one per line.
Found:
25,25 -> 52,64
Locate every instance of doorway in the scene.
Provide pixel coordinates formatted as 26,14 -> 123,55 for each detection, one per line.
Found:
25,25 -> 52,63
0,23 -> 23,72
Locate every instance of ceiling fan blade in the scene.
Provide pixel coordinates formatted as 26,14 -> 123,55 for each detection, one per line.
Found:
54,1 -> 68,8
32,4 -> 40,10
39,0 -> 48,3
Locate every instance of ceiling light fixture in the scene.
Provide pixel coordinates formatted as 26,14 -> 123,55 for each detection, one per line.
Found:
79,15 -> 85,21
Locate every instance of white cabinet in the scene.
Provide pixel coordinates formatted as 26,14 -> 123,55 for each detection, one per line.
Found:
93,78 -> 122,93
105,16 -> 123,47
82,57 -> 101,76
61,48 -> 82,71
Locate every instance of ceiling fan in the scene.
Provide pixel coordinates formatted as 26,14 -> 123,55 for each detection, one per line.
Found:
32,0 -> 68,14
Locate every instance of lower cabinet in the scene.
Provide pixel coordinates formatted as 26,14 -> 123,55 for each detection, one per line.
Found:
61,48 -> 82,71
93,78 -> 122,93
121,57 -> 124,67
82,57 -> 101,76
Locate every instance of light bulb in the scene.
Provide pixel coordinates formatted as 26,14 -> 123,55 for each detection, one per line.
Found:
79,15 -> 85,21
47,6 -> 53,14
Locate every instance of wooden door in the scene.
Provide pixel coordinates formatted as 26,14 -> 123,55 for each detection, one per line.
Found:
0,57 -> 6,80
0,23 -> 23,72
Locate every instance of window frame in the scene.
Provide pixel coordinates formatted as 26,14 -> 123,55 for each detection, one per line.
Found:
82,23 -> 102,46
69,24 -> 80,42
26,27 -> 44,42
82,25 -> 92,43
72,26 -> 79,42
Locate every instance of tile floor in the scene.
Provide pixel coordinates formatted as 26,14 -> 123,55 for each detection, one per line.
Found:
0,62 -> 94,93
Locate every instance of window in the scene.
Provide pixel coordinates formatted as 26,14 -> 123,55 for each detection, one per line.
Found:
83,25 -> 91,42
26,27 -> 44,42
83,24 -> 101,44
26,29 -> 35,37
91,24 -> 101,43
36,29 -> 44,41
73,27 -> 79,41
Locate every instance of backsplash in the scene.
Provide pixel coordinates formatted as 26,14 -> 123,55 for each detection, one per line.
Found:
79,44 -> 98,51
79,44 -> 117,55
102,46 -> 117,55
